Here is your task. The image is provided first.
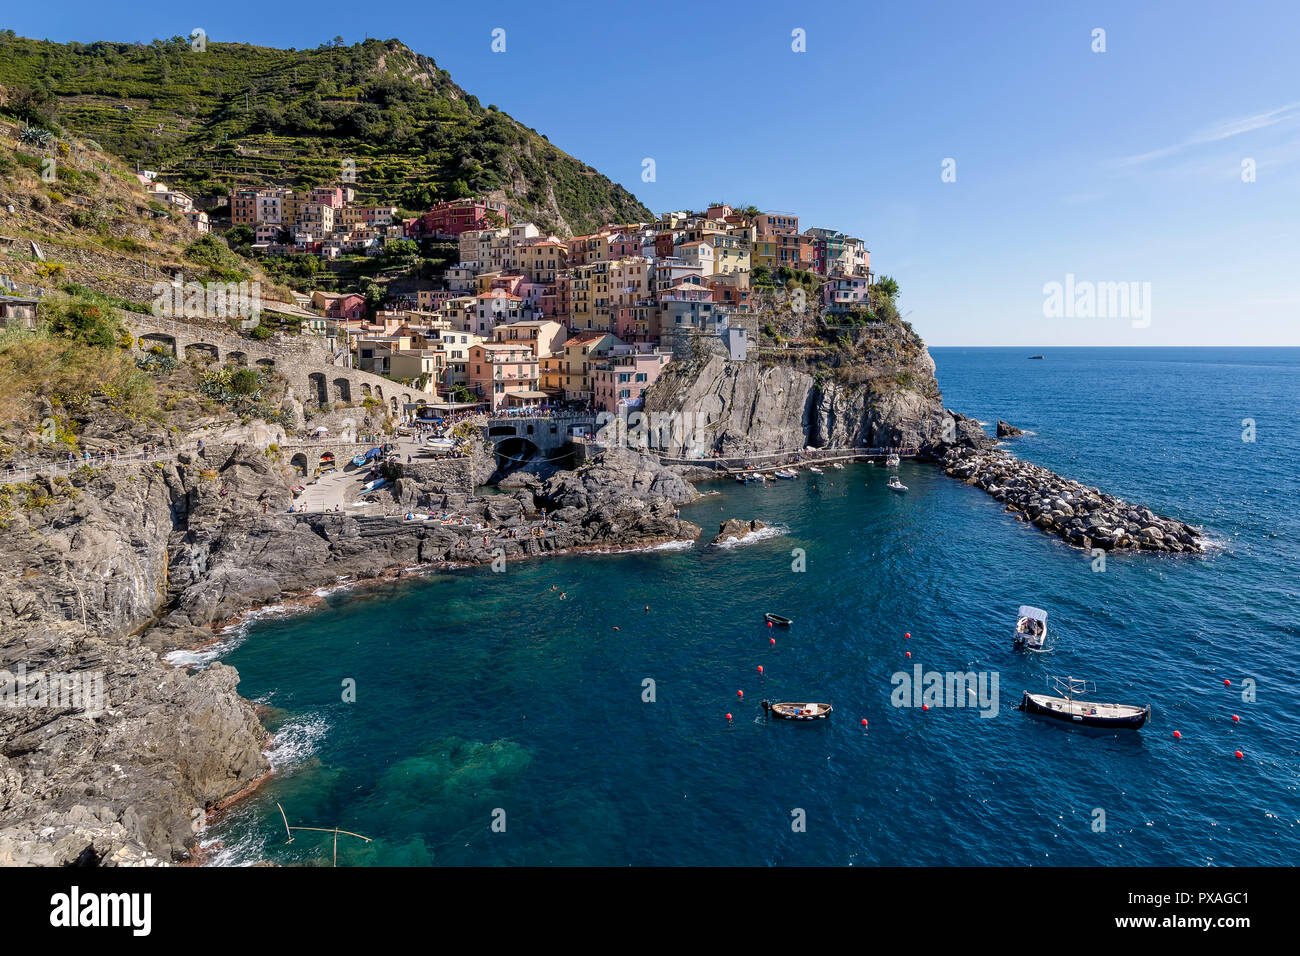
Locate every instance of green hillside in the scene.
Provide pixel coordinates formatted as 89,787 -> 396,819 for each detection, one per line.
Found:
0,32 -> 651,236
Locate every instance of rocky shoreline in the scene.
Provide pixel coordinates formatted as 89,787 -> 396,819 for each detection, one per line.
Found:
0,400 -> 1207,866
0,438 -> 702,866
940,447 -> 1204,553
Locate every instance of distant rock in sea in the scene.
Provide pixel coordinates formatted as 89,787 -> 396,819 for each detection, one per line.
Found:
996,420 -> 1025,438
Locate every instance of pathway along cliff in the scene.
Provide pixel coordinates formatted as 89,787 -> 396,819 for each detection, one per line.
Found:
0,323 -> 1203,865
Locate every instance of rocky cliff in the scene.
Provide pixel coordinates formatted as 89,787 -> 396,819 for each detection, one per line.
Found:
643,338 -> 986,457
0,438 -> 699,865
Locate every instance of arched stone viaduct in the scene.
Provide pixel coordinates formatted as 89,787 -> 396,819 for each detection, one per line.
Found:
126,315 -> 428,416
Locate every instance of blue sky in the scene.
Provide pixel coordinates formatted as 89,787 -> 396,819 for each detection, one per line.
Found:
15,1 -> 1300,345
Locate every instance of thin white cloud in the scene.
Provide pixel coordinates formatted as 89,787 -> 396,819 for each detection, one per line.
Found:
1112,101 -> 1300,169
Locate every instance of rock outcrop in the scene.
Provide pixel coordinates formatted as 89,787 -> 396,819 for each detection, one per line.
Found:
711,518 -> 767,546
996,420 -> 1024,438
642,351 -> 989,457
941,448 -> 1203,553
0,440 -> 703,865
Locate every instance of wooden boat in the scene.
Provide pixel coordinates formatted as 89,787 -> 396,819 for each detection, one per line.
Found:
764,612 -> 793,626
1019,677 -> 1149,730
763,700 -> 832,720
1013,605 -> 1048,650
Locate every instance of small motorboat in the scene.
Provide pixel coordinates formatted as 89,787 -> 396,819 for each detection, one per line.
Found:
1028,354 -> 1045,360
807,466 -> 824,475
763,700 -> 832,721
885,453 -> 901,468
831,462 -> 844,470
1019,677 -> 1149,730
1013,605 -> 1048,650
774,469 -> 797,479
764,612 -> 793,626
887,476 -> 907,492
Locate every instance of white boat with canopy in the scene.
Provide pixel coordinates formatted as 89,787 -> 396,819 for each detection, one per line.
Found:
1014,605 -> 1048,650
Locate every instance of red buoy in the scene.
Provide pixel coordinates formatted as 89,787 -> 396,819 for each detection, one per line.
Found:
1235,750 -> 1244,759
861,718 -> 868,727
769,638 -> 776,645
757,666 -> 764,674
726,713 -> 732,721
905,651 -> 911,658
1224,679 -> 1231,686
1173,731 -> 1182,739
922,704 -> 929,711
905,632 -> 911,639
767,621 -> 773,628
1232,714 -> 1240,722
737,690 -> 744,698
613,626 -> 620,631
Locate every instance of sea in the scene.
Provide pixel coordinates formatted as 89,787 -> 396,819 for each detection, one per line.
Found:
203,347 -> 1299,866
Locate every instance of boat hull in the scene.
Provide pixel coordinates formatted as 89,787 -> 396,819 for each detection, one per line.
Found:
764,613 -> 792,626
1019,692 -> 1149,729
765,701 -> 832,720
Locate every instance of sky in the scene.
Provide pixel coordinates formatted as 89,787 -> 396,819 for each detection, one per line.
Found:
11,0 -> 1300,346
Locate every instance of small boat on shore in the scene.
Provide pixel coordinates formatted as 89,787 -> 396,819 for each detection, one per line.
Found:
1013,605 -> 1048,650
763,700 -> 832,721
765,612 -> 793,626
1019,677 -> 1149,730
774,469 -> 798,479
887,476 -> 907,492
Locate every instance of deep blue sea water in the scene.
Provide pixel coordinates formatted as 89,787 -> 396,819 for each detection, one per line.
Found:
207,347 -> 1299,866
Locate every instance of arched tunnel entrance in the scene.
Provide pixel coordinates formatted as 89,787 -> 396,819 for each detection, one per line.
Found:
492,436 -> 575,474
494,436 -> 542,472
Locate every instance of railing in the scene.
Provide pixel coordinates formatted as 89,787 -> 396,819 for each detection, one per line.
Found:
1,448 -> 182,485
653,446 -> 919,470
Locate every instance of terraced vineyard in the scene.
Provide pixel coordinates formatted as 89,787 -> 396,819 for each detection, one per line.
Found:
0,33 -> 650,236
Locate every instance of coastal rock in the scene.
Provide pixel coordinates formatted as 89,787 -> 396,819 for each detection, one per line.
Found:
996,420 -> 1024,438
711,518 -> 767,546
643,352 -> 993,458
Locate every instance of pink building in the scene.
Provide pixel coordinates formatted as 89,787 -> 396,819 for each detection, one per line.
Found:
468,342 -> 542,412
592,349 -> 672,412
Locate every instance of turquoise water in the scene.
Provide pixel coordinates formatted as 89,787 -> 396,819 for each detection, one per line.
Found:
208,348 -> 1299,866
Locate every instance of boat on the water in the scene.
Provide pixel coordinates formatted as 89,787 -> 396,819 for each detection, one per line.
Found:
1013,605 -> 1048,650
1028,354 -> 1045,359
807,466 -> 824,475
887,476 -> 907,492
764,612 -> 793,626
885,453 -> 901,467
774,469 -> 798,479
763,700 -> 832,721
1019,677 -> 1149,730
831,462 -> 845,470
